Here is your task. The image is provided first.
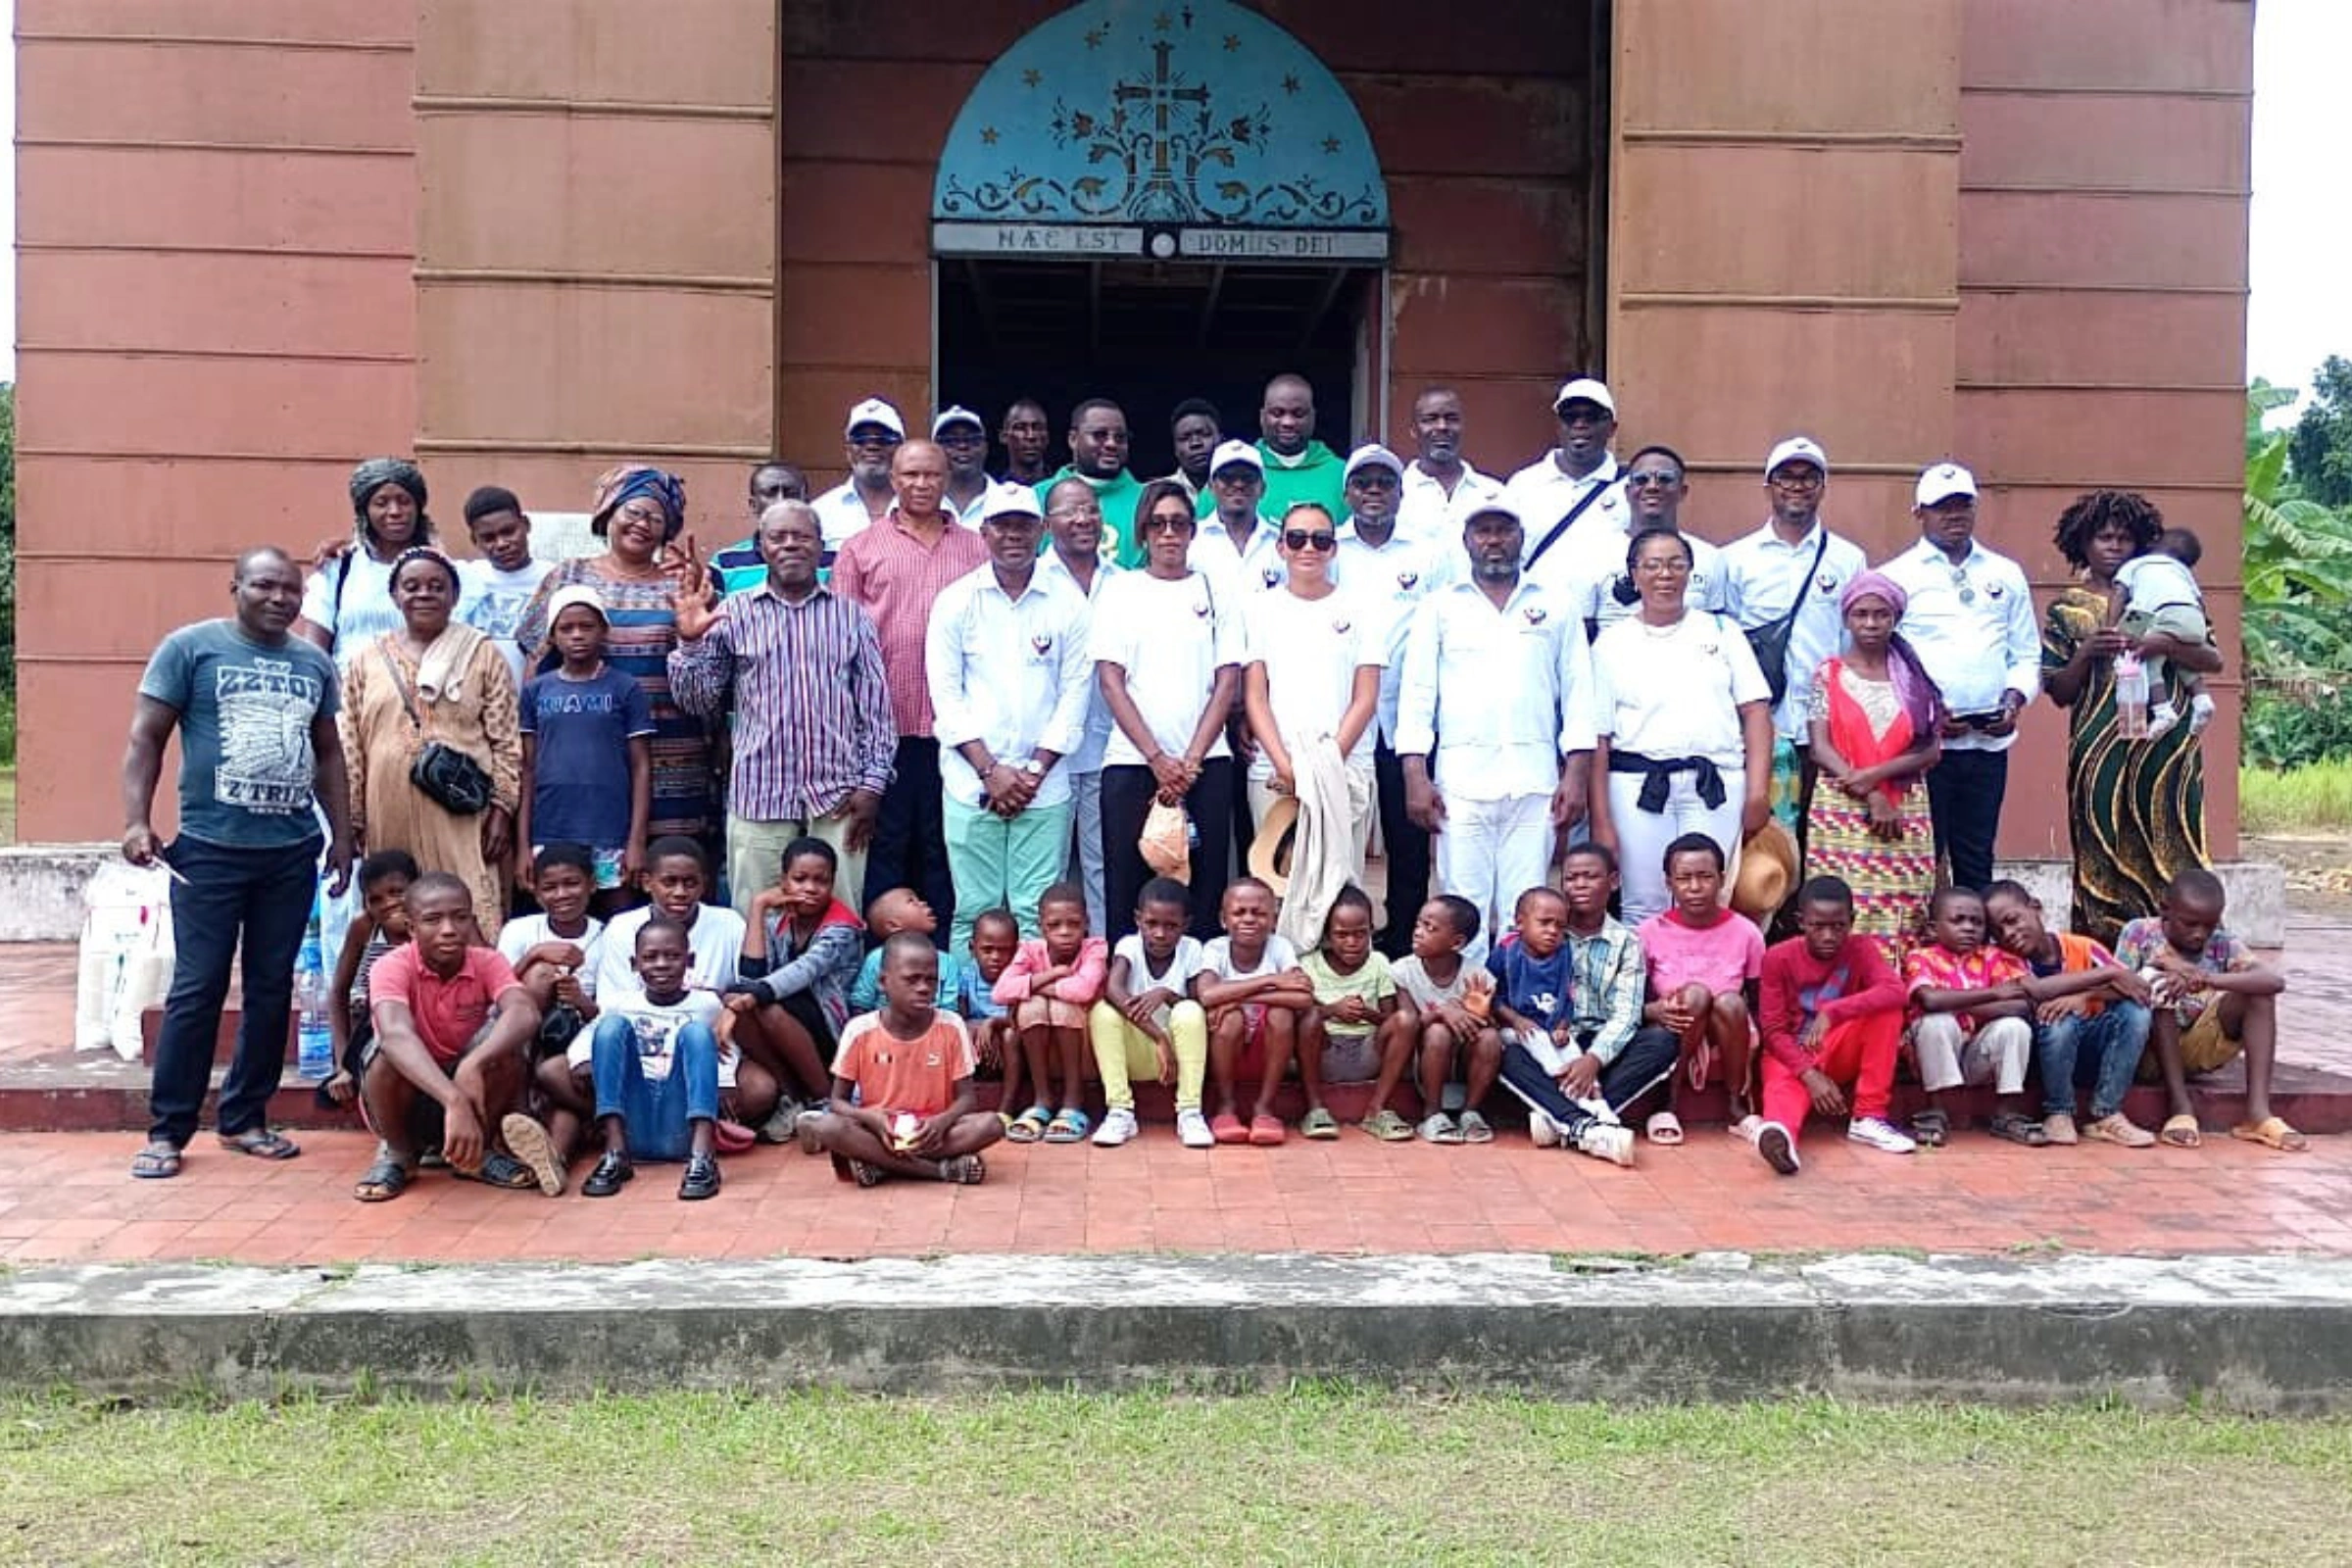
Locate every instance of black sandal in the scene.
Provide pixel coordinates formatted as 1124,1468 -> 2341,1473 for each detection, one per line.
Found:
1911,1108 -> 1950,1148
353,1157 -> 411,1202
472,1152 -> 540,1190
1988,1111 -> 2050,1148
219,1128 -> 302,1160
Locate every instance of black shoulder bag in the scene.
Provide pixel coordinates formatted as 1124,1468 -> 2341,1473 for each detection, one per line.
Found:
1743,530 -> 1830,709
377,645 -> 495,816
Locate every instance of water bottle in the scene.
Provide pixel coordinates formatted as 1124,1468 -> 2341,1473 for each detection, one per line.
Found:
294,910 -> 334,1082
2115,651 -> 2150,740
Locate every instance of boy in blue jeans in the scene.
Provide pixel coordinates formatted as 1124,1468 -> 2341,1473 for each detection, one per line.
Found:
574,916 -> 726,1200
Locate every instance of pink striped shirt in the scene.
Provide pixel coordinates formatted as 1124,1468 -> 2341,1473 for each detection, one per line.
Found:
832,507 -> 989,739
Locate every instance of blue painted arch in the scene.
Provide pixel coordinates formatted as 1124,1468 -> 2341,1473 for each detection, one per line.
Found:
933,0 -> 1388,231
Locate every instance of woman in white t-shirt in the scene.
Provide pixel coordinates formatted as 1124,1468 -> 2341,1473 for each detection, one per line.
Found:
1093,479 -> 1244,941
1587,526 -> 1775,926
296,458 -> 438,671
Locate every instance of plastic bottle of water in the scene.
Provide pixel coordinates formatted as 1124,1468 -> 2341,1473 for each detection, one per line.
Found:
294,911 -> 334,1083
2115,650 -> 2150,740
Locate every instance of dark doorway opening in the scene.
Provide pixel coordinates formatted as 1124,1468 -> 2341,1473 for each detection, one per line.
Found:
936,259 -> 1380,480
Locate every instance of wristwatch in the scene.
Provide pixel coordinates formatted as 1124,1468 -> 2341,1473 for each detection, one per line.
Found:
1015,759 -> 1046,777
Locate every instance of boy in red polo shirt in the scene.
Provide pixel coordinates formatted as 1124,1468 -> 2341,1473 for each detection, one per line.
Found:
807,933 -> 1004,1185
356,872 -> 544,1201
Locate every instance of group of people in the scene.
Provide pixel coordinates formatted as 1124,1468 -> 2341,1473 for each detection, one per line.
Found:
117,368 -> 2308,1200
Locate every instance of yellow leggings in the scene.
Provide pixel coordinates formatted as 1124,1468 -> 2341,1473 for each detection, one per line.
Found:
1089,1000 -> 1208,1114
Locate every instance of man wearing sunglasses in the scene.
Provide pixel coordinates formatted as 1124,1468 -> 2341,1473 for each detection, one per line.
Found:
1192,439 -> 1287,595
1500,376 -> 1629,597
1036,398 -> 1146,568
1564,443 -> 1730,639
810,398 -> 907,564
1877,463 -> 2039,891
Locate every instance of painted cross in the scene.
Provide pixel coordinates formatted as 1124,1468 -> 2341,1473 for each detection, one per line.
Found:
1115,40 -> 1211,218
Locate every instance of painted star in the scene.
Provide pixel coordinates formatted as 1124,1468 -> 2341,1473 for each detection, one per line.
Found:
1085,25 -> 1105,48
1282,74 -> 1300,95
982,126 -> 1000,146
1322,134 -> 1341,154
1022,68 -> 1042,88
1223,32 -> 1241,51
1153,9 -> 1172,30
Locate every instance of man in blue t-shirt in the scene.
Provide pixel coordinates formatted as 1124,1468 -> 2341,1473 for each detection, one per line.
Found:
122,547 -> 354,1180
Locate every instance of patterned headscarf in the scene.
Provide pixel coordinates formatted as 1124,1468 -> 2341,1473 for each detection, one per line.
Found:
348,457 -> 433,548
592,465 -> 688,542
1839,569 -> 1944,737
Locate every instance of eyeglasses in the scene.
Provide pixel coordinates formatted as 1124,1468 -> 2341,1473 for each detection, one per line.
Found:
1143,513 -> 1195,534
1634,557 -> 1692,576
1768,468 -> 1824,492
612,502 -> 669,528
1624,471 -> 1683,490
1283,530 -> 1338,552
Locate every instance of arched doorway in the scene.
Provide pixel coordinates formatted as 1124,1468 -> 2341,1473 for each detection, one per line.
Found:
930,0 -> 1391,476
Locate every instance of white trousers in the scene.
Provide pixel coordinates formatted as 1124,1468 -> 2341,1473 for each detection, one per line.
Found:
1437,792 -> 1554,942
1606,771 -> 1744,928
1911,1013 -> 2032,1095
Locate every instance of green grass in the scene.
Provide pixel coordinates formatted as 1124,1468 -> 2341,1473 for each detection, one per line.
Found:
2241,759 -> 2352,833
2,1391 -> 2349,1565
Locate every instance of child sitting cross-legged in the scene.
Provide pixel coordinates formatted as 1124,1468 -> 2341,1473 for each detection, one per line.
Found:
1753,875 -> 1916,1175
992,882 -> 1109,1146
1983,880 -> 2156,1148
1904,886 -> 2040,1148
561,915 -> 729,1200
1088,876 -> 1212,1150
806,932 -> 1004,1186
1384,895 -> 1499,1145
730,836 -> 865,1142
1196,876 -> 1319,1146
1635,832 -> 1766,1144
322,848 -> 417,1107
1298,886 -> 1409,1141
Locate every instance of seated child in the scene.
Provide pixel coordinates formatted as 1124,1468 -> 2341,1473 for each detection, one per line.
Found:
1754,875 -> 1916,1174
497,842 -> 607,1055
355,872 -> 545,1201
992,882 -> 1109,1146
850,888 -> 967,1013
1636,832 -> 1766,1142
1904,887 -> 2037,1147
323,848 -> 416,1106
1089,876 -> 1212,1149
1298,886 -> 1405,1139
1983,880 -> 2156,1148
2112,523 -> 2214,740
1195,877 -> 1317,1147
730,836 -> 864,1139
1485,855 -> 1676,1166
560,915 -> 727,1201
2116,867 -> 2303,1152
1383,895 -> 1498,1146
961,907 -> 1020,1099
515,583 -> 653,913
807,932 -> 1004,1185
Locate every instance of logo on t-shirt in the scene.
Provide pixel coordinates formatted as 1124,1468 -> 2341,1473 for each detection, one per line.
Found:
214,659 -> 320,815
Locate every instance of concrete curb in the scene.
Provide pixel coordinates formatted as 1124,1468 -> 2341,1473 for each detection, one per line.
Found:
6,1250 -> 2352,1410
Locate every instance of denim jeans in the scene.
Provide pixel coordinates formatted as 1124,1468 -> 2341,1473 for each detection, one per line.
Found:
1497,1025 -> 1680,1138
588,1013 -> 720,1162
147,834 -> 320,1148
2034,1000 -> 2151,1119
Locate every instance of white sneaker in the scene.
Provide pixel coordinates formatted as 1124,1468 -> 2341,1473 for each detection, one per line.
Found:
1093,1107 -> 1140,1148
1847,1115 -> 1918,1154
1528,1108 -> 1561,1148
1175,1108 -> 1215,1150
1574,1122 -> 1637,1168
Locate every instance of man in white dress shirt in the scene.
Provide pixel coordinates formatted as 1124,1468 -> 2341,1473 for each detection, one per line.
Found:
1337,442 -> 1453,956
1396,386 -> 1502,543
1878,463 -> 2039,891
1558,442 -> 1729,638
1192,438 -> 1286,594
809,398 -> 906,566
926,484 -> 1095,951
1396,499 -> 1596,939
1036,476 -> 1120,934
1719,436 -> 1867,833
1500,377 -> 1631,599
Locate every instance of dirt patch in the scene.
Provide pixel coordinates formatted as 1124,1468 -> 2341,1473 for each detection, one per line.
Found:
2247,833 -> 2352,916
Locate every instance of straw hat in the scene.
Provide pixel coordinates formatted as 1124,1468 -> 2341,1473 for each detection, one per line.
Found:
1731,818 -> 1800,921
1247,796 -> 1300,897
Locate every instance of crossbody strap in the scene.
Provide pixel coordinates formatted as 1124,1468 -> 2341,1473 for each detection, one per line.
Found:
1772,530 -> 1832,640
377,643 -> 429,737
1525,479 -> 1612,570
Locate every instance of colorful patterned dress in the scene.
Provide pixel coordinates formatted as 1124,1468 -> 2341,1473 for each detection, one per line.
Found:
2042,584 -> 2209,948
1802,656 -> 1937,964
515,557 -> 712,846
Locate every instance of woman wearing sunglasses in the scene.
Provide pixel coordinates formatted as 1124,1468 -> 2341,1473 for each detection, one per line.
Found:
1092,479 -> 1245,940
1242,503 -> 1384,937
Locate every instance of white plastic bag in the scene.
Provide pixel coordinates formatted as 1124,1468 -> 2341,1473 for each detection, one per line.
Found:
74,861 -> 176,1059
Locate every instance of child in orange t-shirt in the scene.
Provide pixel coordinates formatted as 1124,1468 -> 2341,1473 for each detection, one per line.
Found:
807,932 -> 1004,1186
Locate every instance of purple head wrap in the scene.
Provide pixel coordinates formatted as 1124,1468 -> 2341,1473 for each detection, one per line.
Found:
1838,570 -> 1945,737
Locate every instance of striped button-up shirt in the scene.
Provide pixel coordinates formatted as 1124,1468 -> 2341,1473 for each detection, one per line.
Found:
831,506 -> 989,739
666,582 -> 895,821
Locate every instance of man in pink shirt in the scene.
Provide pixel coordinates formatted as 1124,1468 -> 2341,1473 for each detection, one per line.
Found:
832,439 -> 988,936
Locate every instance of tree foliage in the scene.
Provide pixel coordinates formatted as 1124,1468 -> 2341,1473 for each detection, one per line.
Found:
2287,354 -> 2352,509
2244,382 -> 2352,768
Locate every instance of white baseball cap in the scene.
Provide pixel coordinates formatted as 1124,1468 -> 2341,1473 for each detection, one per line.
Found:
1456,496 -> 1523,528
1343,443 -> 1404,482
1915,462 -> 1978,507
843,398 -> 906,439
1764,436 -> 1829,477
980,482 -> 1043,522
1552,377 -> 1616,416
930,405 -> 985,438
1208,438 -> 1265,476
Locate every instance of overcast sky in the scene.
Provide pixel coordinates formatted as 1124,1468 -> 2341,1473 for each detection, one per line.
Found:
0,0 -> 2342,407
